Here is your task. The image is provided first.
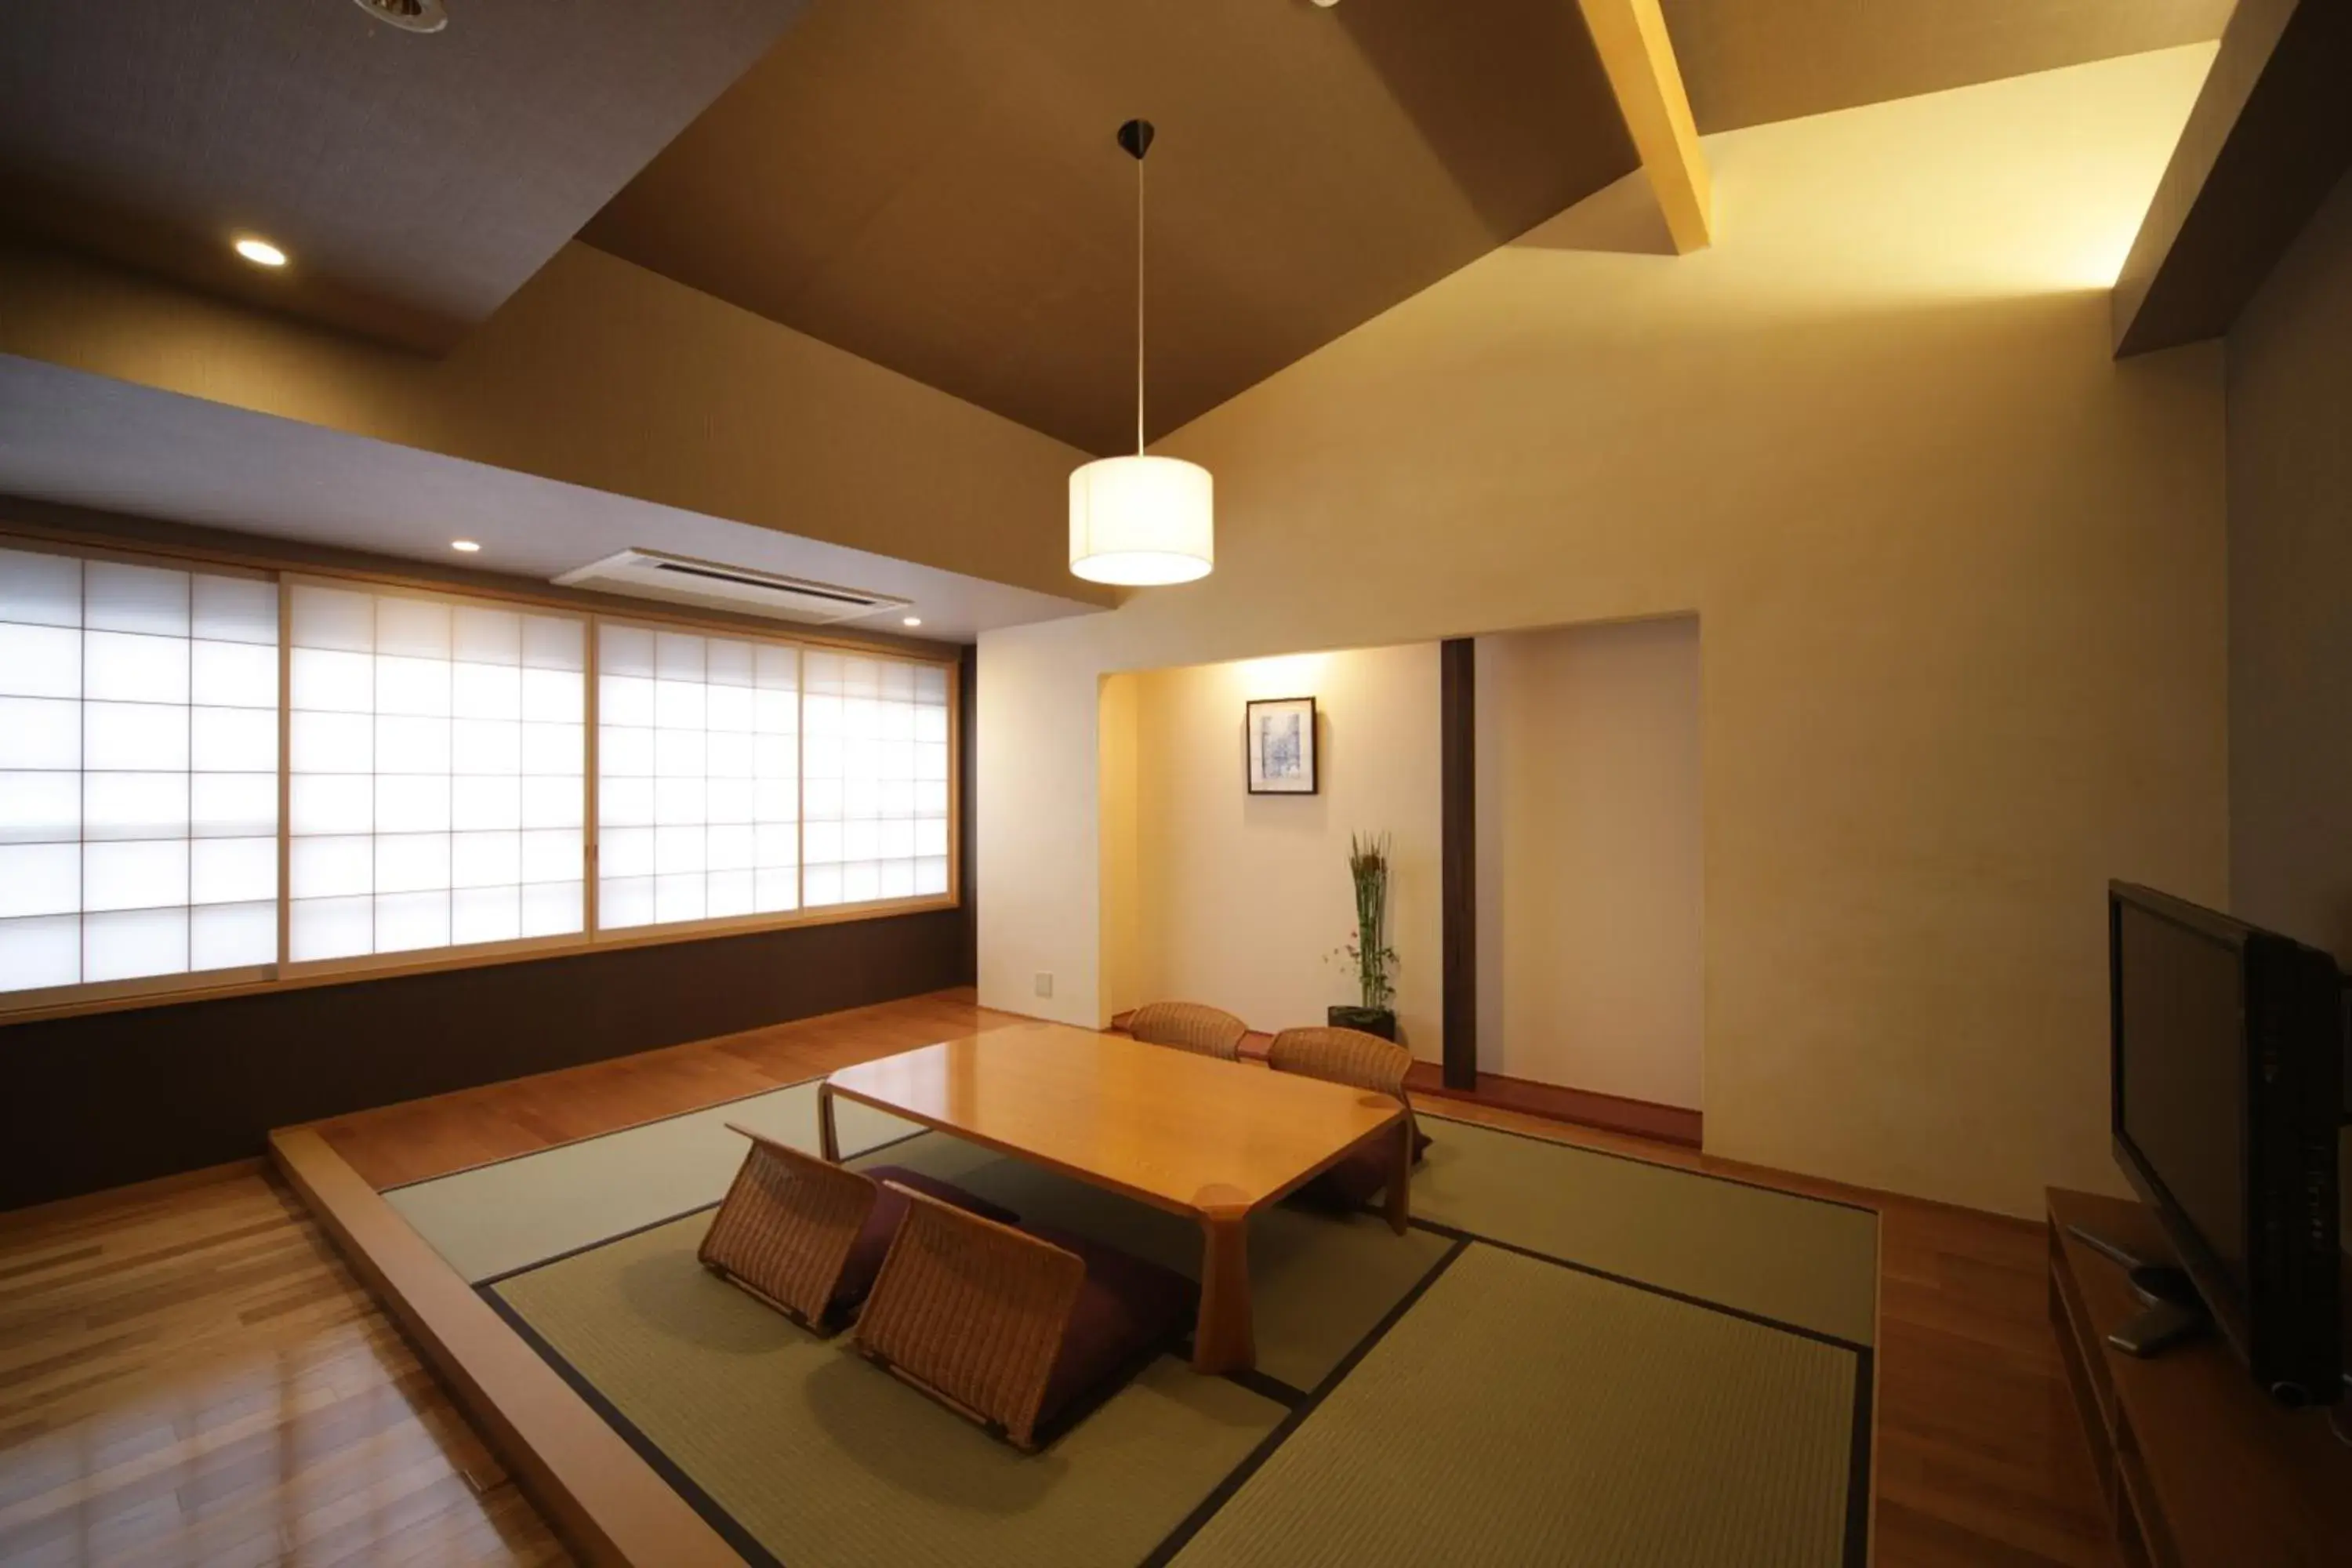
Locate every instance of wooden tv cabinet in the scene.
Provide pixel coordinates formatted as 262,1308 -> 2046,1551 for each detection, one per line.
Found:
2045,1188 -> 2351,1566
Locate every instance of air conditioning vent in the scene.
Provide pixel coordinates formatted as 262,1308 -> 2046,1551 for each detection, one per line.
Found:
553,550 -> 911,626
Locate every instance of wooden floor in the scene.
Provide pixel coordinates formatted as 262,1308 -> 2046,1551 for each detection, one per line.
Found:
2,988 -> 2116,1567
0,1165 -> 566,1567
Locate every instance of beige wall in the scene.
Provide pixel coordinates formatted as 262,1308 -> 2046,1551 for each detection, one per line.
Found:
0,238 -> 1101,604
2227,164 -> 2352,963
2223,165 -> 2352,1240
979,45 -> 2229,1218
1475,618 -> 1704,1108
1107,646 -> 1444,1054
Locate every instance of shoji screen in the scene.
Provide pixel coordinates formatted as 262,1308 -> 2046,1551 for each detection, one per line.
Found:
0,546 -> 279,995
801,651 -> 950,907
287,584 -> 585,960
597,624 -> 798,929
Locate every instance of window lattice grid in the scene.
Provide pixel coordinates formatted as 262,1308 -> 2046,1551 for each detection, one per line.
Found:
596,623 -> 799,931
0,546 -> 280,994
800,650 -> 949,909
285,584 -> 585,962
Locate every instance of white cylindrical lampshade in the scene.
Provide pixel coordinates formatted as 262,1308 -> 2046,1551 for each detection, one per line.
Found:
1069,455 -> 1214,585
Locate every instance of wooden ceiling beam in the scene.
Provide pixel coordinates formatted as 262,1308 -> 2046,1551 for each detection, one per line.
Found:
2112,0 -> 2352,357
1577,0 -> 1713,252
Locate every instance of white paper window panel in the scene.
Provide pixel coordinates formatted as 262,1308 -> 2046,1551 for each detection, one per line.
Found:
456,663 -> 522,720
0,772 -> 79,843
378,784 -> 450,835
82,773 -> 186,840
0,913 -> 79,992
194,775 -> 278,838
454,776 -> 523,830
445,883 -> 581,946
597,869 -> 793,929
83,840 -> 188,912
85,561 -> 188,635
291,648 -> 372,712
293,711 -> 372,772
654,728 -> 706,776
83,632 -> 189,704
191,838 -> 278,904
0,843 -> 79,917
375,717 -> 453,775
0,623 -> 81,697
191,707 -> 279,772
707,779 -> 755,825
83,703 -> 190,772
193,900 -> 276,969
191,641 -> 278,708
84,906 -> 189,982
0,698 -> 78,769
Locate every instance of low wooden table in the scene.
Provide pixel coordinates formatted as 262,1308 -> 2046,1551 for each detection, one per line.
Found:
821,1020 -> 1412,1374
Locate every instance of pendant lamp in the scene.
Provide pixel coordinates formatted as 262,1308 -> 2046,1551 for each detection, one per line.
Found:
1069,119 -> 1214,586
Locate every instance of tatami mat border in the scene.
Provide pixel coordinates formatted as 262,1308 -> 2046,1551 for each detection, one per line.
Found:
482,1286 -> 788,1568
1415,1109 -> 1880,1216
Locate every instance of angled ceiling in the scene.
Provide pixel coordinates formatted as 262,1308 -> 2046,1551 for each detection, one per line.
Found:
583,0 -> 1638,455
0,0 -> 809,351
1659,0 -> 2235,134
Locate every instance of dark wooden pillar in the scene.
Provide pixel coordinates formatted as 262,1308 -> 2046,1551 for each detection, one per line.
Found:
1440,637 -> 1478,1090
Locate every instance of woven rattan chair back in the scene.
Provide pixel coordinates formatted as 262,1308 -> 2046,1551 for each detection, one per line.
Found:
1265,1025 -> 1412,1103
852,1184 -> 1086,1451
698,1124 -> 878,1331
1127,1000 -> 1249,1062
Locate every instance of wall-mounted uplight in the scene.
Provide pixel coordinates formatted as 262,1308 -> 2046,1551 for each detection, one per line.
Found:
902,616 -> 923,627
450,539 -> 482,554
234,237 -> 288,268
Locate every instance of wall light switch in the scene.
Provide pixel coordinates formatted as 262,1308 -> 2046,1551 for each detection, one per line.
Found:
1034,971 -> 1054,998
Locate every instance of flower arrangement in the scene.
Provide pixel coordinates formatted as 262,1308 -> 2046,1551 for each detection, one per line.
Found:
1328,830 -> 1398,1014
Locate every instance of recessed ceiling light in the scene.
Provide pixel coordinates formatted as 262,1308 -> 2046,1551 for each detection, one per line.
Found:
902,616 -> 923,627
234,237 -> 288,268
451,539 -> 481,554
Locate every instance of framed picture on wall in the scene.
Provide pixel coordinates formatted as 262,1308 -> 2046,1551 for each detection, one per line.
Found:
1245,696 -> 1319,794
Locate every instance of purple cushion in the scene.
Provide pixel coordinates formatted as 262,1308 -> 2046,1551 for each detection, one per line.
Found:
1029,1225 -> 1196,1432
831,1167 -> 1019,1321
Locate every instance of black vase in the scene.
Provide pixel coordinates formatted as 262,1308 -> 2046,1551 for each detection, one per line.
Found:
1327,1005 -> 1397,1041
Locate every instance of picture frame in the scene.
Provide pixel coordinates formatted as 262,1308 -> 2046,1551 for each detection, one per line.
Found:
1245,696 -> 1318,794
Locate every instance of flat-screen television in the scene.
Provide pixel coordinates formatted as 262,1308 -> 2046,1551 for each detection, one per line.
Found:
2109,881 -> 2344,1405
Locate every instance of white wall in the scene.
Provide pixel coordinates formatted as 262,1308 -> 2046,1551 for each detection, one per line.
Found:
1113,646 -> 1443,1056
977,48 -> 2227,1217
1475,618 -> 1704,1107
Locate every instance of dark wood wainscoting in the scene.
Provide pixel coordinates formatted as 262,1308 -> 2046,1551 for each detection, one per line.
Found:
0,909 -> 971,1211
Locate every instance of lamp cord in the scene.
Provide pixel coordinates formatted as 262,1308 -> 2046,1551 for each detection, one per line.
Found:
1135,152 -> 1146,456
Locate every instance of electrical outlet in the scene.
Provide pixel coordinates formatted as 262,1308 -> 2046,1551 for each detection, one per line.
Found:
1034,971 -> 1054,998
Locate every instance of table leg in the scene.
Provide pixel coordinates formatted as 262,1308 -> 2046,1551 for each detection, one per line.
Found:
1192,1214 -> 1254,1374
1384,1117 -> 1412,1235
818,1083 -> 839,1163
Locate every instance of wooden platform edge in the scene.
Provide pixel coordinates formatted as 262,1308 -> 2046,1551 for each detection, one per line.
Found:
269,1125 -> 745,1568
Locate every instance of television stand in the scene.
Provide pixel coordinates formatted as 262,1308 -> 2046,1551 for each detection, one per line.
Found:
2047,1189 -> 2352,1566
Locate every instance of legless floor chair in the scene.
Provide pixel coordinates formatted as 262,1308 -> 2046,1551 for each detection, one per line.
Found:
851,1184 -> 1196,1452
699,1124 -> 1018,1334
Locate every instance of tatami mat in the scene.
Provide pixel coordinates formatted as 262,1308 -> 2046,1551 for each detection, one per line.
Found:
387,1081 -> 915,1283
406,1069 -> 1878,1566
1414,1112 -> 1879,1345
1168,1243 -> 1862,1568
493,1213 -> 1289,1568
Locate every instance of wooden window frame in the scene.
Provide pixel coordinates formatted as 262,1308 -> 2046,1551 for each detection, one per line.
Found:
0,528 -> 962,1027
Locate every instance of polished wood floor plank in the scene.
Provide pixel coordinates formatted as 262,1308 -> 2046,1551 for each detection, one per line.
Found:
0,1164 -> 565,1568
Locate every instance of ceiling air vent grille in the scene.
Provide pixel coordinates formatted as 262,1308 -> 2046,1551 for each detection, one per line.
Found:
349,0 -> 449,34
552,550 -> 911,626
